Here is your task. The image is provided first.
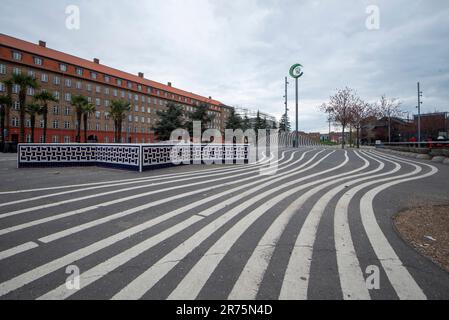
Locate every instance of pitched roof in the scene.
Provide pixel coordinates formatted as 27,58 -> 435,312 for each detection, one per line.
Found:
0,33 -> 224,106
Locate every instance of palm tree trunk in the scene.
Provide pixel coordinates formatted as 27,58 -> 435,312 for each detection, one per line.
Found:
30,114 -> 35,143
4,84 -> 12,144
42,104 -> 48,143
83,114 -> 88,143
118,121 -> 122,143
0,106 -> 5,144
76,111 -> 82,143
19,91 -> 26,143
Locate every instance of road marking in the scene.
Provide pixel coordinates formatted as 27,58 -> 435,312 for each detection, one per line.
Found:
0,153 -> 276,217
0,242 -> 39,261
0,150 -> 311,295
112,151 -> 338,300
37,216 -> 203,300
356,150 -> 438,299
0,153 -> 271,195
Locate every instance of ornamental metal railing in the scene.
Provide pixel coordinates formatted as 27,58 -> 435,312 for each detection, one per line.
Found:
17,143 -> 250,172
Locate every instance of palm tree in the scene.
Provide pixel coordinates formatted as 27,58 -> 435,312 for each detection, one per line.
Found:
34,91 -> 58,143
81,103 -> 96,143
25,103 -> 42,143
11,74 -> 39,143
109,100 -> 131,143
0,95 -> 11,146
70,94 -> 88,143
2,79 -> 13,145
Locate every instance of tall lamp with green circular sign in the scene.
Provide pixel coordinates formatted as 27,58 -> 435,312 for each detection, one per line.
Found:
289,63 -> 303,148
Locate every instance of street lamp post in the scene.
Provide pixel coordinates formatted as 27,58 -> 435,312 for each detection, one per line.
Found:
417,82 -> 423,143
289,64 -> 303,148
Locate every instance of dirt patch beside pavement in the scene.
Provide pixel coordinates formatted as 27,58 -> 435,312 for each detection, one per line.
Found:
394,205 -> 449,273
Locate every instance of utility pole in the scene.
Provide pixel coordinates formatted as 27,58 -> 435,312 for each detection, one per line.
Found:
417,82 -> 423,142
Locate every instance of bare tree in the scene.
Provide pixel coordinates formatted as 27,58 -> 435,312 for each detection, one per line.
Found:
320,87 -> 358,149
375,95 -> 403,143
349,98 -> 376,148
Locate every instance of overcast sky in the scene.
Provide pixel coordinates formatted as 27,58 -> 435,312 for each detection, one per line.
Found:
1,0 -> 448,132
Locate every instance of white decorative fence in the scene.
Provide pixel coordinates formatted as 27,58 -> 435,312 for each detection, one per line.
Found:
17,143 -> 250,172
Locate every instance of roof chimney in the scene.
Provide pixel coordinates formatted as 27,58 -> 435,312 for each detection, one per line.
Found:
38,40 -> 46,47
209,96 -> 212,100
138,72 -> 144,78
167,82 -> 172,87
93,58 -> 100,64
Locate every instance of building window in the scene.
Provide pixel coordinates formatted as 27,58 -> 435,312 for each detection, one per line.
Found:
54,91 -> 60,100
0,82 -> 5,92
141,117 -> 145,123
76,68 -> 83,76
134,94 -> 138,101
86,83 -> 92,91
60,64 -> 67,72
28,70 -> 36,79
137,84 -> 142,91
121,91 -> 125,98
13,67 -> 21,75
65,106 -> 71,116
147,107 -> 151,113
52,135 -> 59,143
128,115 -> 132,122
87,97 -> 92,103
76,81 -> 82,89
104,75 -> 110,83
95,98 -> 101,106
64,136 -> 70,143
134,116 -> 138,122
27,87 -> 35,96
116,79 -> 122,86
65,79 -> 71,87
39,120 -> 45,128
113,89 -> 118,97
104,87 -> 109,95
104,136 -> 109,143
0,64 -> 6,74
12,51 -> 22,61
11,117 -> 19,127
96,86 -> 101,93
41,73 -> 48,82
64,121 -> 70,129
104,100 -> 109,107
64,93 -> 71,102
134,105 -> 139,112
54,76 -> 60,85
96,123 -> 100,131
53,106 -> 59,115
34,57 -> 43,65
95,111 -> 101,119
91,72 -> 97,79
52,120 -> 59,129
127,81 -> 132,89
105,123 -> 109,131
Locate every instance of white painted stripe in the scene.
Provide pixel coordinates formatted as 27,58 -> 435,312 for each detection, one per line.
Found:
0,153 -> 274,210
0,242 -> 39,261
113,151 -> 338,300
357,150 -> 437,299
279,151 -> 402,300
0,149 -> 310,297
37,215 -> 203,300
0,152 -> 288,238
228,150 -> 367,299
0,152 -> 281,220
332,150 -> 433,300
0,151 -> 294,258
0,153 -> 270,195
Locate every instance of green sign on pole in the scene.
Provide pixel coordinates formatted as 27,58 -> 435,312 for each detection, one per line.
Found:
289,63 -> 303,148
289,63 -> 303,79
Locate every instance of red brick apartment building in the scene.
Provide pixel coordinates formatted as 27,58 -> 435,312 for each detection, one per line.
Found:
0,33 -> 232,144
